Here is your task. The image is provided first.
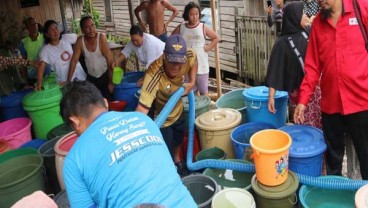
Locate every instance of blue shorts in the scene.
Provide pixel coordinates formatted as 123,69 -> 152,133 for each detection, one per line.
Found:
157,32 -> 168,43
160,114 -> 185,159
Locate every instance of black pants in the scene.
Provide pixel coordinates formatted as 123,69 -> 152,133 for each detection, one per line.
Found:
322,111 -> 368,179
160,115 -> 185,161
87,71 -> 112,101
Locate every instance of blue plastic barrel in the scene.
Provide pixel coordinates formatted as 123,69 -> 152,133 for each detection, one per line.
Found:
231,122 -> 275,160
243,86 -> 288,128
20,139 -> 47,150
113,72 -> 144,111
279,125 -> 326,177
0,88 -> 33,122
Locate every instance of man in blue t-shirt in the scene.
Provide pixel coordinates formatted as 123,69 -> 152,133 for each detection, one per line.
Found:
60,81 -> 196,208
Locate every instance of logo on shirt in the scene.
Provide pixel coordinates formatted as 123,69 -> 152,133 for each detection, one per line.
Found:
349,18 -> 358,26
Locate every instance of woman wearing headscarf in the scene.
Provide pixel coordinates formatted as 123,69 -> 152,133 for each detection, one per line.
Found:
265,1 -> 321,128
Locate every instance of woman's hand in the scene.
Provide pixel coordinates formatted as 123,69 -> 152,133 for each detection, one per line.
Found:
293,104 -> 306,124
268,98 -> 277,113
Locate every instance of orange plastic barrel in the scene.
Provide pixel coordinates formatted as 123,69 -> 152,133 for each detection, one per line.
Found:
250,129 -> 292,186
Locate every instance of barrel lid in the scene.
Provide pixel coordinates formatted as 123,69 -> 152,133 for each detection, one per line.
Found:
355,184 -> 368,208
252,171 -> 299,199
243,86 -> 288,101
23,85 -> 62,108
182,95 -> 211,111
279,125 -> 326,158
47,123 -> 74,140
195,108 -> 242,131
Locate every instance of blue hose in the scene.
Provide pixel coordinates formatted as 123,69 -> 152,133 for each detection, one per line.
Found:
155,87 -> 368,190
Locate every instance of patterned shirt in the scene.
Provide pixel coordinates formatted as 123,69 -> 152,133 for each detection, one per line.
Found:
0,56 -> 29,71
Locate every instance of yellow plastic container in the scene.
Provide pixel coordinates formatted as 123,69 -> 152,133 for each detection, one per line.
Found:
250,129 -> 292,186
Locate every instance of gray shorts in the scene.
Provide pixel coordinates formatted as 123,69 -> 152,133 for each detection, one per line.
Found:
194,73 -> 209,95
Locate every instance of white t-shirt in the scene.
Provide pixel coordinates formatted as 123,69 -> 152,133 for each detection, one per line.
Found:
122,33 -> 165,69
40,34 -> 86,83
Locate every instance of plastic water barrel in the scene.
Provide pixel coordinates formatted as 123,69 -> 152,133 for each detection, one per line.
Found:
250,129 -> 292,186
38,136 -> 63,194
182,95 -> 211,129
216,89 -> 247,124
182,174 -> 218,208
47,123 -> 74,141
23,84 -> 63,139
279,125 -> 326,177
252,171 -> 299,208
113,72 -> 144,111
54,190 -> 70,208
299,176 -> 355,208
243,86 -> 288,128
203,159 -> 253,190
231,122 -> 275,160
54,132 -> 78,190
0,155 -> 46,208
0,118 -> 32,149
20,139 -> 47,150
0,88 -> 32,122
195,108 -> 242,159
212,188 -> 255,208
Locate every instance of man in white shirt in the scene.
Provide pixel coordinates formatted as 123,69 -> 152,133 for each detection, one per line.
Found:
114,25 -> 165,86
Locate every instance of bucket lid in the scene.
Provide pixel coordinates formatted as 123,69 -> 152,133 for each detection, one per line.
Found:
242,86 -> 288,101
182,95 -> 211,111
212,188 -> 255,208
251,171 -> 299,199
279,125 -> 327,158
23,85 -> 62,109
47,123 -> 74,140
195,108 -> 242,131
355,184 -> 368,208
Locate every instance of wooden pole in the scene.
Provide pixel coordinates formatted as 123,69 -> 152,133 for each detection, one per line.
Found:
210,0 -> 222,97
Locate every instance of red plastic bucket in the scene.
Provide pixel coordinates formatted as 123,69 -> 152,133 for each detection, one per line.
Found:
0,118 -> 32,149
54,132 -> 78,190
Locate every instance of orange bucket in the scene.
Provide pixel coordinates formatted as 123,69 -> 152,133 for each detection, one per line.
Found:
250,129 -> 292,186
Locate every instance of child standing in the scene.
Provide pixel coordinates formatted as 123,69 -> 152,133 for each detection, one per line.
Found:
172,2 -> 219,96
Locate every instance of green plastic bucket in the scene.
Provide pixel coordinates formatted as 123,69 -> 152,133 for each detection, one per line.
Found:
299,176 -> 355,208
216,89 -> 247,124
23,85 -> 63,139
203,159 -> 253,190
0,154 -> 46,208
38,136 -> 63,194
182,95 -> 211,129
251,171 -> 299,208
0,147 -> 38,163
47,123 -> 74,140
182,174 -> 219,208
196,147 -> 226,161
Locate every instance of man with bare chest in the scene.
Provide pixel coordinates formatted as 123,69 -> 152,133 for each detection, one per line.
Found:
68,16 -> 113,100
134,0 -> 179,42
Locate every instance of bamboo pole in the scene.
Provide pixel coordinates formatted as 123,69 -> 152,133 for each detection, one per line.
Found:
210,0 -> 222,97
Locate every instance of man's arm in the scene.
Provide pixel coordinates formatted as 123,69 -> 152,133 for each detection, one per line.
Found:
35,61 -> 46,90
68,37 -> 83,81
99,33 -> 114,92
162,0 -> 179,30
136,104 -> 150,114
134,2 -> 149,32
184,59 -> 198,96
171,25 -> 180,35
